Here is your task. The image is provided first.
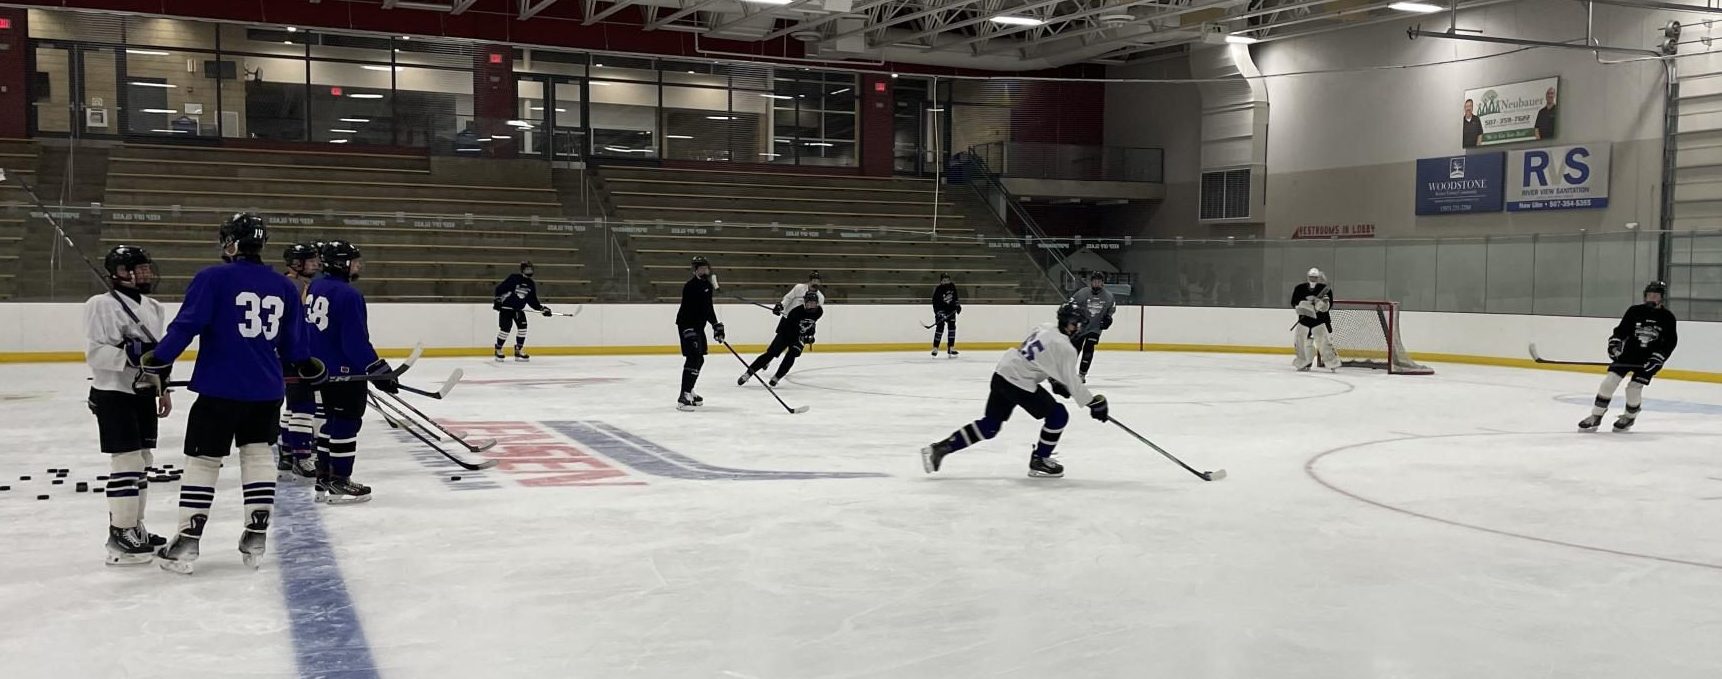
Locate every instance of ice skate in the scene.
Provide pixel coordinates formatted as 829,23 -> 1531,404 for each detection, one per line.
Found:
493,345 -> 506,362
275,447 -> 292,473
921,439 -> 955,474
768,376 -> 780,387
238,509 -> 271,569
690,391 -> 704,406
156,514 -> 207,575
1578,414 -> 1603,432
1613,413 -> 1638,432
513,346 -> 531,362
948,349 -> 959,358
1028,453 -> 1064,478
104,526 -> 154,566
931,348 -> 940,357
737,370 -> 754,386
318,476 -> 372,505
677,392 -> 698,412
287,455 -> 318,483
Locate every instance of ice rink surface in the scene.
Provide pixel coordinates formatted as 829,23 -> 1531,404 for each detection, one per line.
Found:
4,349 -> 1722,678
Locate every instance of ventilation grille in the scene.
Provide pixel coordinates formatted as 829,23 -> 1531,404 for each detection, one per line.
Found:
1200,168 -> 1251,220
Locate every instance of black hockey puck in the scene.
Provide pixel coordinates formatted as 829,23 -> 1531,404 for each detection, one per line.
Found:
449,475 -> 462,481
19,476 -> 30,481
163,464 -> 175,469
0,485 -> 9,491
150,475 -> 171,483
52,479 -> 63,485
96,475 -> 109,481
37,494 -> 49,500
76,482 -> 89,492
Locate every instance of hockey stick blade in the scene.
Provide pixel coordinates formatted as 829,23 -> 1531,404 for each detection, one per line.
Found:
1110,417 -> 1225,482
376,389 -> 500,454
369,392 -> 497,470
397,368 -> 464,400
720,340 -> 807,414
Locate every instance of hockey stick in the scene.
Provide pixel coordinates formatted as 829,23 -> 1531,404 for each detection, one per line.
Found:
368,393 -> 497,471
1109,417 -> 1226,482
1526,343 -> 1638,368
546,305 -> 584,318
396,368 -> 464,400
720,340 -> 810,414
727,292 -> 780,314
162,342 -> 425,389
2,169 -> 159,346
373,388 -> 497,453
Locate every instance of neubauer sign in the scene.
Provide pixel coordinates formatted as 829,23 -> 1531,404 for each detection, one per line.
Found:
1506,143 -> 1610,211
1415,153 -> 1505,215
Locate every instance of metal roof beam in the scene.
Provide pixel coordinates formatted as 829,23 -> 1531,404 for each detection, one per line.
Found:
826,0 -> 996,44
891,0 -> 1069,46
760,0 -> 899,40
585,0 -> 640,24
644,0 -> 726,30
520,0 -> 564,20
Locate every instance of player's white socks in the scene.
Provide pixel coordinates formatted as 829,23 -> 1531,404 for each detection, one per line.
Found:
516,326 -> 529,347
1591,372 -> 1625,416
106,450 -> 147,529
174,454 -> 222,533
238,443 -> 277,521
1624,381 -> 1645,412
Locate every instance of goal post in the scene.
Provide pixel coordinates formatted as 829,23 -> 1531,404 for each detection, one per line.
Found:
1326,299 -> 1434,375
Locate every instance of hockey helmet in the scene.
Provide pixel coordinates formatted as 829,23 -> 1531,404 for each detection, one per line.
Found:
220,213 -> 269,257
1307,267 -> 1323,279
691,256 -> 711,271
320,240 -> 364,279
104,244 -> 157,294
1056,302 -> 1087,334
284,243 -> 321,275
1644,280 -> 1668,305
520,260 -> 535,277
803,289 -> 820,304
1089,270 -> 1107,282
939,272 -> 951,282
808,271 -> 822,282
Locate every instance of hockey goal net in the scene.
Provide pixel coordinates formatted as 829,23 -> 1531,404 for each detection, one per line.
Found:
1326,300 -> 1433,375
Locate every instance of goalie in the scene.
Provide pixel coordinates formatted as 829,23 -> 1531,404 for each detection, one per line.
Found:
1291,268 -> 1337,372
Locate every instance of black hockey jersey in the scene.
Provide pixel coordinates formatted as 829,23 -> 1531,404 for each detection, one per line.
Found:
776,304 -> 823,341
493,273 -> 545,311
677,275 -> 718,329
1611,303 -> 1678,359
1290,282 -> 1333,329
932,282 -> 960,314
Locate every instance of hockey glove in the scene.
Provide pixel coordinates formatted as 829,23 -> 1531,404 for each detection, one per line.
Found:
772,302 -> 784,316
712,322 -> 726,344
541,306 -> 554,317
137,349 -> 171,376
292,357 -> 328,386
801,334 -> 815,347
365,359 -> 399,394
1607,337 -> 1625,359
1049,380 -> 1071,398
1086,395 -> 1110,422
122,339 -> 154,369
1101,315 -> 1114,330
1642,353 -> 1667,376
1296,301 -> 1318,319
954,303 -> 962,315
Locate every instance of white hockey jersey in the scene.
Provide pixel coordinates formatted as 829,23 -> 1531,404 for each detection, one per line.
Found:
995,323 -> 1095,404
780,283 -> 826,312
84,291 -> 168,394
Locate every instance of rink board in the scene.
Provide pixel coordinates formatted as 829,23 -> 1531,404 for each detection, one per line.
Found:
3,303 -> 1717,381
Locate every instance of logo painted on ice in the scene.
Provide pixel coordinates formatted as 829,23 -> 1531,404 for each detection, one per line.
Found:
397,419 -> 887,491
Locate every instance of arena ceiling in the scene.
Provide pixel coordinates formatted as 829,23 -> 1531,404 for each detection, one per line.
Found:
380,0 -> 1512,69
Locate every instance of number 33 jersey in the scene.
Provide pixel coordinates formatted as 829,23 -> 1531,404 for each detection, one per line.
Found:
995,322 -> 1095,403
306,275 -> 381,377
152,260 -> 309,401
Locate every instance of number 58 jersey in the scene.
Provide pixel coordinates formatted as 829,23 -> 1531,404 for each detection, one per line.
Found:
995,322 -> 1095,404
152,260 -> 309,401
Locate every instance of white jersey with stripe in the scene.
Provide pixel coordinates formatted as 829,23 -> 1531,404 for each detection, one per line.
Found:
84,291 -> 168,394
994,323 -> 1094,404
780,283 -> 826,311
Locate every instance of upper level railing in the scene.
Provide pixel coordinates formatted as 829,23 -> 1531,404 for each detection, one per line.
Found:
970,142 -> 1165,183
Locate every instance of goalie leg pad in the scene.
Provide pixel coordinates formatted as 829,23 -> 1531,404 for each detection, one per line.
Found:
1292,327 -> 1314,369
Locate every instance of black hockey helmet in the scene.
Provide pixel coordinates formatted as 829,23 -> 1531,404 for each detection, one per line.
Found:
320,240 -> 363,279
1089,270 -> 1107,282
1644,280 -> 1668,306
803,289 -> 820,304
104,244 -> 157,293
1056,302 -> 1087,334
691,256 -> 710,271
283,242 -> 318,265
520,260 -> 535,277
220,213 -> 269,258
939,272 -> 951,282
808,271 -> 822,282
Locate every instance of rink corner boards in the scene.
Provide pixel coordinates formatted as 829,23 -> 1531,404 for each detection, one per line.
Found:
5,343 -> 1721,384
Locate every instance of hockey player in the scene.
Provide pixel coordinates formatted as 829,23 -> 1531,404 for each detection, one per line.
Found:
1067,271 -> 1116,380
739,290 -> 822,387
307,240 -> 396,504
1291,267 -> 1337,372
85,245 -> 172,565
493,261 -> 552,362
931,273 -> 961,357
676,257 -> 724,411
276,243 -> 321,480
1580,281 -> 1678,432
920,303 -> 1110,479
773,271 -> 825,315
138,213 -> 323,574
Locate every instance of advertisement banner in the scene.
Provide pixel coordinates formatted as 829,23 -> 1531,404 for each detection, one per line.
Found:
1415,153 -> 1505,215
1506,143 -> 1610,211
1462,77 -> 1558,148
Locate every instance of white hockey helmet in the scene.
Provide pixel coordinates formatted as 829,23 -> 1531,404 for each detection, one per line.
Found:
1307,267 -> 1323,280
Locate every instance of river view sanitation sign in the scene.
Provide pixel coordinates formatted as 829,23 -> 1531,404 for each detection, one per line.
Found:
1505,143 -> 1610,211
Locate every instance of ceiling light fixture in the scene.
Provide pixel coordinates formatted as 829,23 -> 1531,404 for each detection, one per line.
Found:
140,108 -> 179,114
666,134 -> 694,139
990,16 -> 1045,26
829,88 -> 852,95
1388,1 -> 1444,12
348,93 -> 385,99
1225,34 -> 1260,44
125,49 -> 171,56
339,118 -> 370,123
331,128 -> 359,134
129,81 -> 178,88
